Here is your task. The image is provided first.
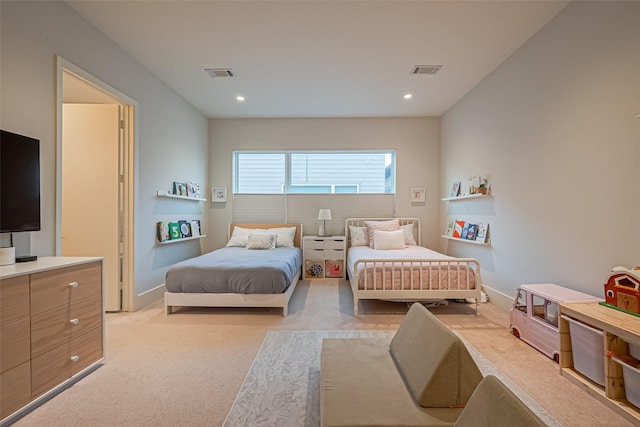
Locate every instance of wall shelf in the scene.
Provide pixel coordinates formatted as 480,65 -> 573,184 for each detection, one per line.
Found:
442,193 -> 490,201
441,235 -> 490,245
156,190 -> 206,202
156,235 -> 206,245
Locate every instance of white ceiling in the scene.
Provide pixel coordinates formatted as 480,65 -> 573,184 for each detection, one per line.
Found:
66,1 -> 569,119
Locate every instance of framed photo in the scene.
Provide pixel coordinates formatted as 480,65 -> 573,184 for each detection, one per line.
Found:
186,181 -> 200,198
211,187 -> 227,202
411,187 -> 426,202
450,181 -> 461,197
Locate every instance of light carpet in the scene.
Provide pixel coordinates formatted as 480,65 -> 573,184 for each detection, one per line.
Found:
223,330 -> 560,427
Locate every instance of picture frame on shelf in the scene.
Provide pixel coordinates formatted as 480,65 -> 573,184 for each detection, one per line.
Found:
411,187 -> 426,202
212,187 -> 227,202
450,181 -> 461,197
190,220 -> 201,237
445,218 -> 456,237
475,224 -> 488,243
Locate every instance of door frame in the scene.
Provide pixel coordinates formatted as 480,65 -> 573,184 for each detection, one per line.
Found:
55,56 -> 137,312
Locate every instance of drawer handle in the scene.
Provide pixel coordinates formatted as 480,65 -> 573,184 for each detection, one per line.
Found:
69,281 -> 79,288
70,318 -> 80,325
70,355 -> 80,362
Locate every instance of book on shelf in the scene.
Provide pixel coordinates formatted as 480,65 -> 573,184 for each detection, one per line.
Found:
179,220 -> 192,238
465,223 -> 478,240
186,181 -> 200,198
453,220 -> 465,238
156,221 -> 170,242
461,222 -> 470,240
475,224 -> 488,243
445,218 -> 456,237
173,182 -> 187,196
450,181 -> 461,198
168,222 -> 181,240
190,220 -> 201,237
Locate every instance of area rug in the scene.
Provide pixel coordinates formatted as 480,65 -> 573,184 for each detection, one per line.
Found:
222,330 -> 560,427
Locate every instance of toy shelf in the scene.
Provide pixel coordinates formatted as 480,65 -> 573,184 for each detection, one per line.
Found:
441,235 -> 490,245
441,194 -> 490,201
156,235 -> 206,245
559,302 -> 640,425
156,190 -> 206,202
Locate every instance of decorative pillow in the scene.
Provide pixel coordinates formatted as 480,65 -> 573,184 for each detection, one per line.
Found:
226,227 -> 266,247
400,223 -> 417,246
349,226 -> 369,247
246,233 -> 275,250
266,226 -> 297,248
365,219 -> 400,248
373,229 -> 406,250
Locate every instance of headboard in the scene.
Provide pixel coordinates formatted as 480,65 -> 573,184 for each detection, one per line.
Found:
344,217 -> 421,246
228,223 -> 303,248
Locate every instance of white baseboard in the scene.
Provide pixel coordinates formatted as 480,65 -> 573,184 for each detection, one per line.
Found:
134,283 -> 166,311
481,285 -> 514,312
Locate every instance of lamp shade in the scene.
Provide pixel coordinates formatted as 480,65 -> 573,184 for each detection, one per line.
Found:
318,209 -> 332,221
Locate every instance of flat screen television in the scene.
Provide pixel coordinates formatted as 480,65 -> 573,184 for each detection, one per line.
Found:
0,130 -> 41,233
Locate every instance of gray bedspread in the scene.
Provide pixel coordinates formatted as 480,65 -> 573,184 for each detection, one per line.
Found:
165,247 -> 302,294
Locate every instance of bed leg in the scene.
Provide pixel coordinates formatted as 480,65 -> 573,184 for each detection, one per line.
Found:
282,305 -> 288,317
166,305 -> 172,315
354,299 -> 359,316
475,299 -> 479,316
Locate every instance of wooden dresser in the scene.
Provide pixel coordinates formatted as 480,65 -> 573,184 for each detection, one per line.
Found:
0,257 -> 104,425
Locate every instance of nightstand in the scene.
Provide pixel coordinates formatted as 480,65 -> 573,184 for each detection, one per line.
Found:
302,236 -> 346,279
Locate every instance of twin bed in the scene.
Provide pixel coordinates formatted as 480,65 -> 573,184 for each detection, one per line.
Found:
163,218 -> 481,316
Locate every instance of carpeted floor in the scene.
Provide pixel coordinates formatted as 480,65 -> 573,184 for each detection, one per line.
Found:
10,280 -> 637,426
223,330 -> 561,427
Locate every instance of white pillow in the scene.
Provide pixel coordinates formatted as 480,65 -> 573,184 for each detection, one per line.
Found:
349,226 -> 369,247
226,227 -> 266,247
400,223 -> 417,246
373,229 -> 406,250
246,233 -> 275,250
266,226 -> 297,248
365,219 -> 400,248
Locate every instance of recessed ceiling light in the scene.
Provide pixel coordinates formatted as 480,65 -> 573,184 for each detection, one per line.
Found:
236,96 -> 245,102
404,94 -> 412,99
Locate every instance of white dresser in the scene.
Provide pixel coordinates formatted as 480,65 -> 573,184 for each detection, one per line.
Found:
302,236 -> 346,279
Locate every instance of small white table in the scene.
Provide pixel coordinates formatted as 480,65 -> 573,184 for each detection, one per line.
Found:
302,236 -> 346,279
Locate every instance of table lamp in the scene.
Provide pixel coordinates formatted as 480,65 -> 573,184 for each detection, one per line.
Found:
318,209 -> 332,236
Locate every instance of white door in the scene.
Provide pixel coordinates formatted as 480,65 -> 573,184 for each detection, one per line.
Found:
62,104 -> 120,311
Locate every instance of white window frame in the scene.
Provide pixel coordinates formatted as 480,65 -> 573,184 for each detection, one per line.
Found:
233,150 -> 395,195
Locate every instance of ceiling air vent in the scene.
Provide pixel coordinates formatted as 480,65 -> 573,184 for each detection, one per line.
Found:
205,68 -> 236,78
411,65 -> 442,75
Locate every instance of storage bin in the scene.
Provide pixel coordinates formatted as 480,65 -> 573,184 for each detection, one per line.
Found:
611,356 -> 640,408
561,315 -> 605,386
629,342 -> 640,360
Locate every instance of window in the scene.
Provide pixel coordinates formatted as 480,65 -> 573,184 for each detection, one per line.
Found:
233,150 -> 395,194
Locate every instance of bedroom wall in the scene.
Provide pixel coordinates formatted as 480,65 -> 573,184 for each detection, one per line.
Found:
207,117 -> 440,252
0,1 -> 209,309
440,1 -> 640,307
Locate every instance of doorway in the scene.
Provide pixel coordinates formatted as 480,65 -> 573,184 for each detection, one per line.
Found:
56,57 -> 135,312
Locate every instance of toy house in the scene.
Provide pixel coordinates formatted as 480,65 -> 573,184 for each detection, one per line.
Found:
603,266 -> 640,314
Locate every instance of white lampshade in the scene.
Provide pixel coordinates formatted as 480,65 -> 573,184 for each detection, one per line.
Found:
318,209 -> 332,220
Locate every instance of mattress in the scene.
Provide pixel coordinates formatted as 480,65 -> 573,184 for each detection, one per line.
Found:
165,246 -> 302,294
348,245 -> 476,291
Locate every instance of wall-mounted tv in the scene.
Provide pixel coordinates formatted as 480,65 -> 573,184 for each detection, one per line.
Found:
0,130 -> 41,233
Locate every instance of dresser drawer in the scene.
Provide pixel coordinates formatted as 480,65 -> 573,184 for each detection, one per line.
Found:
0,361 -> 31,419
305,239 -> 325,250
324,249 -> 344,259
71,326 -> 103,376
30,261 -> 102,315
324,239 -> 345,250
0,275 -> 30,324
31,340 -> 72,399
31,305 -> 72,358
31,326 -> 103,399
70,294 -> 102,339
0,317 -> 30,373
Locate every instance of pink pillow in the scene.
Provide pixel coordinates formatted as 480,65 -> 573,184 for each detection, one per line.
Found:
365,219 -> 400,248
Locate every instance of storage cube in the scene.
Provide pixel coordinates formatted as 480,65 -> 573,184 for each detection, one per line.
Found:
563,315 -> 605,386
612,356 -> 640,408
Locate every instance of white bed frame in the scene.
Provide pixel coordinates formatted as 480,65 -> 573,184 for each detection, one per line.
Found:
345,218 -> 482,315
164,223 -> 303,316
